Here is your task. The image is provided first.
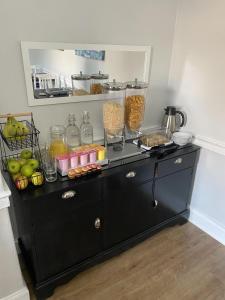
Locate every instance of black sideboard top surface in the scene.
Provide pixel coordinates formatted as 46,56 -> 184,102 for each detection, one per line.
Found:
4,143 -> 200,202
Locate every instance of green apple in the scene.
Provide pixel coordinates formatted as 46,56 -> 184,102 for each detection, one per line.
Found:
31,172 -> 44,186
17,158 -> 27,167
15,176 -> 28,190
21,164 -> 33,178
20,149 -> 33,159
7,160 -> 21,175
27,159 -> 39,170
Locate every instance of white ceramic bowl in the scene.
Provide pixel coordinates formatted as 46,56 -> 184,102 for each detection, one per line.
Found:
172,132 -> 193,146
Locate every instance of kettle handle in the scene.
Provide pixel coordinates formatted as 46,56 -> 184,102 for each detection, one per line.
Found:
176,111 -> 185,127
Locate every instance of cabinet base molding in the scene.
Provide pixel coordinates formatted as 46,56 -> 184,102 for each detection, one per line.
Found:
189,208 -> 225,246
24,210 -> 189,300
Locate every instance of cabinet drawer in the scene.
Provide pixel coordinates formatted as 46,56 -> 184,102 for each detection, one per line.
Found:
157,152 -> 196,177
31,179 -> 101,224
105,159 -> 154,186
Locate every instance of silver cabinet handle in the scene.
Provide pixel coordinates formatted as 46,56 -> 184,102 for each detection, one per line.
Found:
153,200 -> 158,208
126,171 -> 136,178
95,218 -> 101,229
175,158 -> 183,164
62,190 -> 76,199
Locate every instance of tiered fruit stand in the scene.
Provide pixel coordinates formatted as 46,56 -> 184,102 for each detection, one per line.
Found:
0,112 -> 44,190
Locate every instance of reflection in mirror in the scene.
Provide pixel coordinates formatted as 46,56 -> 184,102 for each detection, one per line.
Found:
21,42 -> 151,106
29,49 -> 146,99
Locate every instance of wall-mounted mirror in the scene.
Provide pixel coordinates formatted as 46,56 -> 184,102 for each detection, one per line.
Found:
21,42 -> 151,106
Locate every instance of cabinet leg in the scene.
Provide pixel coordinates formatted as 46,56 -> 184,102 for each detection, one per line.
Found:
179,217 -> 188,226
178,210 -> 190,226
36,288 -> 55,300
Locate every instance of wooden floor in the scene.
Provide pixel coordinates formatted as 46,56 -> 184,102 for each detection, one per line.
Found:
23,222 -> 225,300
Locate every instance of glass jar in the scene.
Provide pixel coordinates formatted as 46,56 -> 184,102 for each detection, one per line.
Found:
90,71 -> 109,94
125,78 -> 148,135
66,114 -> 80,151
49,125 -> 68,157
71,72 -> 91,96
80,111 -> 93,145
103,79 -> 126,144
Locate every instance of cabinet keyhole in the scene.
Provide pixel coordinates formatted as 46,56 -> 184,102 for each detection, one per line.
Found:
153,200 -> 158,208
95,218 -> 101,229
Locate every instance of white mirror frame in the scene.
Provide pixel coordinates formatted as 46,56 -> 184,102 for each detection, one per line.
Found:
21,41 -> 151,107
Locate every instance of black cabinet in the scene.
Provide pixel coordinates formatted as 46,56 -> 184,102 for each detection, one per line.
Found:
154,168 -> 193,224
7,145 -> 200,299
103,159 -> 155,248
103,178 -> 154,248
31,180 -> 103,281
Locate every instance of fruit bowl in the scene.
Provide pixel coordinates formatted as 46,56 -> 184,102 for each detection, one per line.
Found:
0,119 -> 40,151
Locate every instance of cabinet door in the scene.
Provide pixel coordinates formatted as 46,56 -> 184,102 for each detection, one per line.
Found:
33,182 -> 103,281
103,171 -> 154,249
154,168 -> 193,224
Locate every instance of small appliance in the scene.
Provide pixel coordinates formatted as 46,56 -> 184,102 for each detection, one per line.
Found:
162,106 -> 185,136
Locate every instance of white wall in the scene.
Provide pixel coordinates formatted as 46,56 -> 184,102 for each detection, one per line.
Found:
0,210 -> 29,300
0,176 -> 29,300
0,0 -> 178,142
169,0 -> 225,243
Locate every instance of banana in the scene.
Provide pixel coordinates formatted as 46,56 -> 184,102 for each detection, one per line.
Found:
3,124 -> 17,138
3,117 -> 30,139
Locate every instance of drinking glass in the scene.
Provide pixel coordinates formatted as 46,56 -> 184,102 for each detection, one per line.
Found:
43,148 -> 57,182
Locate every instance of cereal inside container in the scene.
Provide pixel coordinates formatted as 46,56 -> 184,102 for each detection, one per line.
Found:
103,80 -> 126,144
91,71 -> 109,95
125,79 -> 148,136
71,72 -> 91,96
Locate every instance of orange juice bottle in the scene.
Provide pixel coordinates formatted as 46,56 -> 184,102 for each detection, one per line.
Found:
49,125 -> 68,157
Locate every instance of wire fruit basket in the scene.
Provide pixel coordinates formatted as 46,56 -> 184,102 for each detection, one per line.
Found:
0,112 -> 44,190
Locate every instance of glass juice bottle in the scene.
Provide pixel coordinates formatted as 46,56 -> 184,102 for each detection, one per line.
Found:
49,125 -> 68,157
66,114 -> 80,151
80,111 -> 93,145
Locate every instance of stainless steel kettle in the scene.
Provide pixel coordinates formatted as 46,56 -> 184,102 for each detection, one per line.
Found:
162,106 -> 185,135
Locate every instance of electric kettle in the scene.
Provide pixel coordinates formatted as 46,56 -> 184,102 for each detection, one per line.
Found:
162,106 -> 185,135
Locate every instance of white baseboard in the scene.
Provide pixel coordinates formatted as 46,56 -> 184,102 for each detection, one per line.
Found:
189,208 -> 225,246
1,287 -> 30,300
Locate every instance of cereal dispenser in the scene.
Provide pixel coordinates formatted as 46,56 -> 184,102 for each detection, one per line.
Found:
103,79 -> 126,149
125,78 -> 148,138
91,71 -> 109,94
71,72 -> 91,96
